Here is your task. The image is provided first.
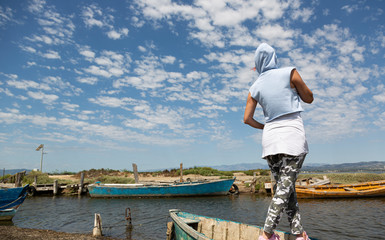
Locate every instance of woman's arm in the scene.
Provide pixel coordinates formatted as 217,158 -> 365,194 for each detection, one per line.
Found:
243,93 -> 264,129
290,69 -> 314,104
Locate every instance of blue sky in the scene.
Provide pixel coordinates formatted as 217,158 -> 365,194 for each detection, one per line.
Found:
0,0 -> 384,172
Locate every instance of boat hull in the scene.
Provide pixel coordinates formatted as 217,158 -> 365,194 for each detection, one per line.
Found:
0,185 -> 29,221
168,210 -> 313,240
88,179 -> 235,198
0,209 -> 17,221
296,180 -> 385,199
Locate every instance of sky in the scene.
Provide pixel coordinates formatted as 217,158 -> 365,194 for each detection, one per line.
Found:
0,0 -> 384,172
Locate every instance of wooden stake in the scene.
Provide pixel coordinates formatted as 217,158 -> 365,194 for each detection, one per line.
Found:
53,180 -> 58,195
132,163 -> 139,183
92,213 -> 102,236
180,163 -> 183,183
15,173 -> 21,187
34,176 -> 37,186
78,172 -> 84,196
270,171 -> 275,195
166,222 -> 174,240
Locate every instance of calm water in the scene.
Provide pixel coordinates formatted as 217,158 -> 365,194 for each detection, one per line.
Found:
8,194 -> 385,239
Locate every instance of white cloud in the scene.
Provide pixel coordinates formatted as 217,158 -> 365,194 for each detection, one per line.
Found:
42,50 -> 61,59
0,6 -> 14,27
161,55 -> 176,64
82,4 -> 105,28
341,5 -> 359,14
62,102 -> 79,112
79,49 -> 95,59
27,0 -> 46,14
84,65 -> 112,78
0,88 -> 14,97
27,91 -> 59,104
107,28 -> 129,40
113,55 -> 169,89
374,94 -> 385,103
134,0 -> 289,48
7,79 -> 51,91
291,7 -> 313,22
255,24 -> 297,51
80,49 -> 129,78
88,96 -> 138,108
107,30 -> 121,40
138,46 -> 146,52
20,46 -> 37,53
82,4 -> 128,40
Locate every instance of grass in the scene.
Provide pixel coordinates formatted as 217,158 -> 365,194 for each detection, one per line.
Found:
15,168 -> 385,188
177,167 -> 234,177
21,170 -> 135,185
298,172 -> 385,184
86,175 -> 135,184
23,171 -> 55,185
0,174 -> 11,182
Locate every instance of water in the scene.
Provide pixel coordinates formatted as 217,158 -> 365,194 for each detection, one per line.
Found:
9,195 -> 385,239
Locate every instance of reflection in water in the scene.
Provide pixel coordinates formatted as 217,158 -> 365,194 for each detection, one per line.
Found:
11,195 -> 385,240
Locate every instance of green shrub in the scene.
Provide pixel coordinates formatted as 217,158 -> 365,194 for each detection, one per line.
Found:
49,170 -> 76,175
177,167 -> 233,177
242,169 -> 270,176
23,171 -> 53,185
0,174 -> 11,182
89,175 -> 135,184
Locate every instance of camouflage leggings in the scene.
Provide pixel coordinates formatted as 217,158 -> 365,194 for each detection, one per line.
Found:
263,154 -> 306,235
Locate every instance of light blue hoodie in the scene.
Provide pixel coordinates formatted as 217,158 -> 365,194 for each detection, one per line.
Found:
249,43 -> 303,122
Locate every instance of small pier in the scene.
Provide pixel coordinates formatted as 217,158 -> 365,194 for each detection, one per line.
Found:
1,171 -> 88,196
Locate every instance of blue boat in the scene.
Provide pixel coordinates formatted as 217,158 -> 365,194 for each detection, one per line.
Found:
0,184 -> 29,221
168,209 -> 317,240
88,179 -> 235,197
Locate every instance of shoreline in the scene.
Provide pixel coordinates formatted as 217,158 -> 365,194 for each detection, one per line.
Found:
0,225 -> 119,240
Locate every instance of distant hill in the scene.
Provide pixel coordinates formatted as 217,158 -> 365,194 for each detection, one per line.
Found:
212,161 -> 385,172
3,161 -> 384,175
1,169 -> 31,176
213,162 -> 269,171
301,161 -> 385,172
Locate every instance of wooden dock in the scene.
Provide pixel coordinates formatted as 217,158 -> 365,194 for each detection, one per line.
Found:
1,171 -> 87,196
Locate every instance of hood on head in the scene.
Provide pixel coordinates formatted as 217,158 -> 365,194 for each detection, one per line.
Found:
254,43 -> 278,74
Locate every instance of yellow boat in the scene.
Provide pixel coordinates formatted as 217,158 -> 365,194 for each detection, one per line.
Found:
296,180 -> 385,199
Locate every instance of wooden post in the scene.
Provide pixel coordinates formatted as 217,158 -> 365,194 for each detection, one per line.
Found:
270,171 -> 275,195
250,172 -> 257,193
93,213 -> 102,236
78,172 -> 84,196
180,163 -> 183,183
53,180 -> 58,195
34,175 -> 38,187
15,173 -> 18,187
166,221 -> 174,240
132,163 -> 139,183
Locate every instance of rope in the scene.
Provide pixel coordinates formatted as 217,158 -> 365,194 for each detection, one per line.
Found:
0,192 -> 27,210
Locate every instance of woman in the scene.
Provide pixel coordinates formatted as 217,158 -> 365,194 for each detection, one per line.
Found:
244,43 -> 313,240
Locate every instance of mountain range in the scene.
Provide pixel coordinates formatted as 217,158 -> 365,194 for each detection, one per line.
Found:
213,161 -> 385,172
2,161 -> 385,175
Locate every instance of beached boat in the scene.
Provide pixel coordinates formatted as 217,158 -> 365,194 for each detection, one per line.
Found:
168,209 -> 312,240
296,180 -> 385,199
88,178 -> 235,198
0,184 -> 29,221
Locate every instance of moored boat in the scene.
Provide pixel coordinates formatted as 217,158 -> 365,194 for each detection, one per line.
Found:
88,178 -> 235,198
168,209 -> 315,240
296,180 -> 385,199
0,184 -> 29,221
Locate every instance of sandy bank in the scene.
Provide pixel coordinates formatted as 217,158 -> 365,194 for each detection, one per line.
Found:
0,225 -> 118,240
